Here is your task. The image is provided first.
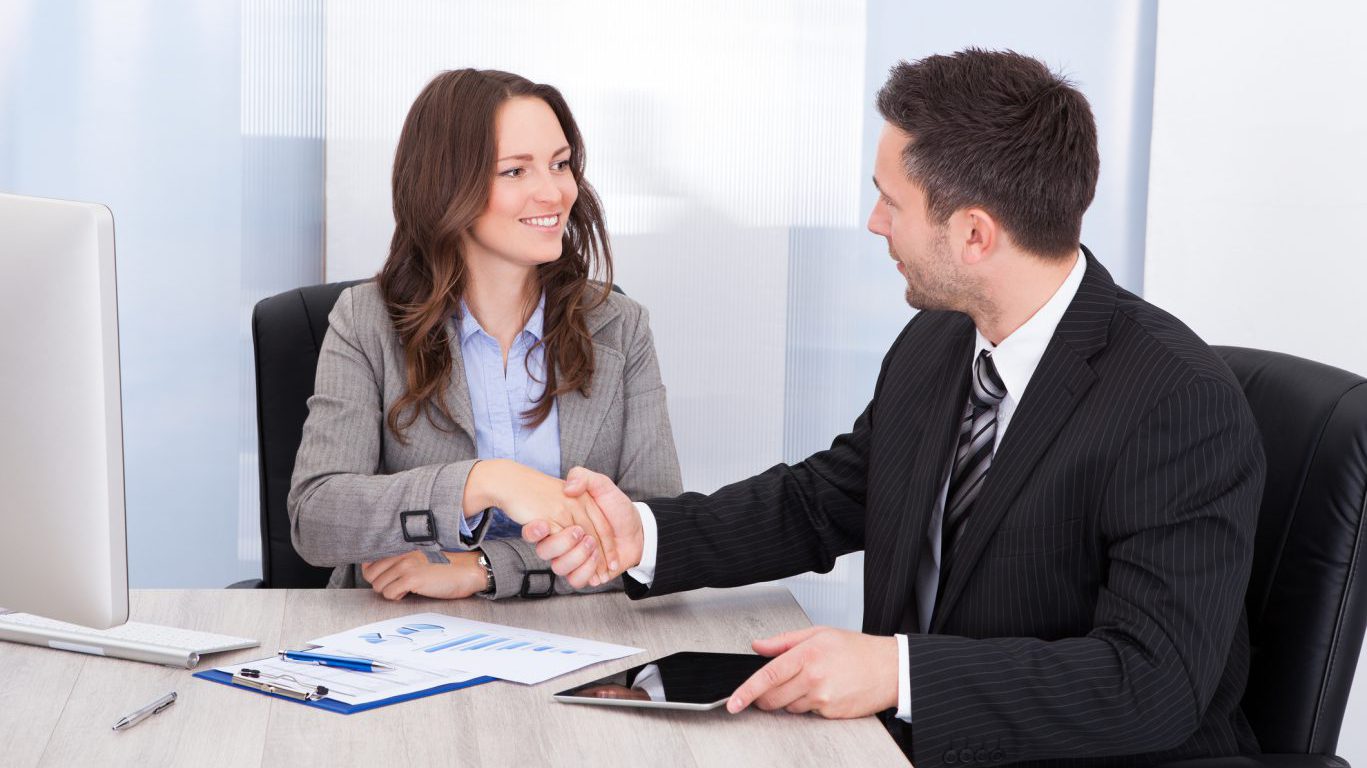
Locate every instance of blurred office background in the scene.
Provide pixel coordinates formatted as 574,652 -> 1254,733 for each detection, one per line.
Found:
0,2 -> 1362,759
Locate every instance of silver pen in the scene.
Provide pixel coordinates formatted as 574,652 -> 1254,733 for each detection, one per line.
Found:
112,691 -> 177,731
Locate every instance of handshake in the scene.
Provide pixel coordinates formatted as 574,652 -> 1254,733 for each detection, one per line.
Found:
361,462 -> 642,601
465,461 -> 644,588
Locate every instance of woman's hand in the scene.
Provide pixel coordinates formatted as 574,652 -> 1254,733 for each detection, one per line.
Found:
361,550 -> 487,601
464,459 -> 618,580
525,466 -> 645,588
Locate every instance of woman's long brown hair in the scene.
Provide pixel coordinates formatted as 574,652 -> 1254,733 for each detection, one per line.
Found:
379,69 -> 612,441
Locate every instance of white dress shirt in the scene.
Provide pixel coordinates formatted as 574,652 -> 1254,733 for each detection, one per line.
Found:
630,663 -> 667,702
629,251 -> 1087,724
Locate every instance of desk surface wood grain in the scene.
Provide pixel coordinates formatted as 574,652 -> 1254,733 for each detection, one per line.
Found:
0,586 -> 906,767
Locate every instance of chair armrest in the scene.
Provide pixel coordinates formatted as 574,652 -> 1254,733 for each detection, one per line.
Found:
226,578 -> 264,589
1158,755 -> 1349,768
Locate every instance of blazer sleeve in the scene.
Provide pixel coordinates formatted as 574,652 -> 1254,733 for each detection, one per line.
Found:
903,378 -> 1264,767
287,289 -> 488,567
626,403 -> 871,598
477,300 -> 684,599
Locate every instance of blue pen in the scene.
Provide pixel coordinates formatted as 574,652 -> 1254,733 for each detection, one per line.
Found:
278,649 -> 396,672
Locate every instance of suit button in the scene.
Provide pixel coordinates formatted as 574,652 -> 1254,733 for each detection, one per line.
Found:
959,749 -> 974,763
990,750 -> 1004,762
975,749 -> 989,762
944,751 -> 958,764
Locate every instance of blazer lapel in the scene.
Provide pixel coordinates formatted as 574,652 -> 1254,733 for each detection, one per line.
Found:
439,317 -> 476,439
930,249 -> 1116,631
558,298 -> 623,475
869,315 -> 975,636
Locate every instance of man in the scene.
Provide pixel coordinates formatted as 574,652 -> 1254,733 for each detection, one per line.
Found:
526,49 -> 1265,766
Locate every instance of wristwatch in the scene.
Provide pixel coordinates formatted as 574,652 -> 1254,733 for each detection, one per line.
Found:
474,550 -> 495,596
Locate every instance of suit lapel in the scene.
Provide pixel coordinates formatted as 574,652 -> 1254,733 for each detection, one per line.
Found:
441,317 -> 476,438
930,249 -> 1116,631
870,316 -> 974,636
558,297 -> 623,475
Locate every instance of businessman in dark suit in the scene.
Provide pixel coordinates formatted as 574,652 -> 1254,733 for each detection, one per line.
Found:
524,49 -> 1264,767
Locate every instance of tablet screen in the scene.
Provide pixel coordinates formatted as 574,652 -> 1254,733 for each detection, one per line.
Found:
554,652 -> 769,708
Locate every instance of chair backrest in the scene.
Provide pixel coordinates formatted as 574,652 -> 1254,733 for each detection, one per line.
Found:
252,280 -> 365,588
1215,346 -> 1367,755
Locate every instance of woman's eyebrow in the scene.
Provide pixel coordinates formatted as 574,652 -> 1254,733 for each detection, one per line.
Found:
497,145 -> 572,162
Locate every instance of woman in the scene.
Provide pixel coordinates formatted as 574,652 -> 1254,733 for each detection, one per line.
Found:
287,69 -> 681,600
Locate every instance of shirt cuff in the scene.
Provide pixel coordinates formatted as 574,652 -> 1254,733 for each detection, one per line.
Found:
631,664 -> 666,702
896,633 -> 912,722
458,508 -> 487,546
625,502 -> 658,585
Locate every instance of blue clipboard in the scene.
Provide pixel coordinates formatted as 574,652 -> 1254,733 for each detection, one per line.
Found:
193,669 -> 496,714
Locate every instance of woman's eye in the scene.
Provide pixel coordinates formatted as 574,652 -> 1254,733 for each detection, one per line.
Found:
498,167 -> 524,178
551,160 -> 570,172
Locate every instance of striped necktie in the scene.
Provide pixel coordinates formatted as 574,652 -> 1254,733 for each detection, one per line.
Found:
943,349 -> 1007,556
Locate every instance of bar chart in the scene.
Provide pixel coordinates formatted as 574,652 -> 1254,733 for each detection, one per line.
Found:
309,612 -> 641,684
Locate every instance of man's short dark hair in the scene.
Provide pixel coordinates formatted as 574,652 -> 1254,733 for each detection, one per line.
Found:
875,48 -> 1099,258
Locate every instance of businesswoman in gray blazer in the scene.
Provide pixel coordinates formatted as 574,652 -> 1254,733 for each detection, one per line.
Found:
288,69 -> 682,600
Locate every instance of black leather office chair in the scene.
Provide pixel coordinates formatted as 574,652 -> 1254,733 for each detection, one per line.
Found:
241,279 -> 365,588
1160,347 -> 1367,768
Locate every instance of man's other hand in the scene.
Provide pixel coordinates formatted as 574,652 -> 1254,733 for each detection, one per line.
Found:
727,627 -> 898,719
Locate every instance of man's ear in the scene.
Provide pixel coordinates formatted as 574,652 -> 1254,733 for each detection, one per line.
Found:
955,207 -> 998,266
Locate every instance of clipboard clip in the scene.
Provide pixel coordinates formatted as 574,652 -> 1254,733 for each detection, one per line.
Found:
231,670 -> 328,701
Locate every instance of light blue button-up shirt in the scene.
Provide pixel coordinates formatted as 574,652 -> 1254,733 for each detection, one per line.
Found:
457,294 -> 561,541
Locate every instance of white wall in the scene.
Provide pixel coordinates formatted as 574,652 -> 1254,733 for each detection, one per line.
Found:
0,0 -> 323,587
2,0 -> 246,587
1146,2 -> 1367,761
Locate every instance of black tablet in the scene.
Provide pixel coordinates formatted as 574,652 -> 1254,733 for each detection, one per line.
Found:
552,651 -> 769,710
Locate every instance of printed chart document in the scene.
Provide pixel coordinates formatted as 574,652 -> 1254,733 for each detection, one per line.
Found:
308,613 -> 643,685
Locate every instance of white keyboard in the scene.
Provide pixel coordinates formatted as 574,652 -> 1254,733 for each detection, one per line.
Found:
0,611 -> 258,668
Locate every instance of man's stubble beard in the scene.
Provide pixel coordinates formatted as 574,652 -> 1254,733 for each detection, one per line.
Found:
893,235 -> 989,319
893,236 -> 955,313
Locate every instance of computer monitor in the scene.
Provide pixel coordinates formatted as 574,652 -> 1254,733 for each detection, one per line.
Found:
0,192 -> 128,629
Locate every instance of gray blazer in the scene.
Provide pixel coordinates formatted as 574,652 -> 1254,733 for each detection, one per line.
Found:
287,282 -> 683,596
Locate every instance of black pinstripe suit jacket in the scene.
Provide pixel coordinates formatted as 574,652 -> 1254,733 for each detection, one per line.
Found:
628,252 -> 1265,767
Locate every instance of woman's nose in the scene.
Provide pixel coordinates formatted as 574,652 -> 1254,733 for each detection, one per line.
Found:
531,171 -> 562,204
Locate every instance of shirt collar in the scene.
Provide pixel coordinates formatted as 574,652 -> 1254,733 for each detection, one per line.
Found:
973,250 -> 1087,402
524,293 -> 546,341
458,291 -> 547,343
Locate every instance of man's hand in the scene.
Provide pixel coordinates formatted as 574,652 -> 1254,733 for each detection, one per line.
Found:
464,459 -> 615,582
727,627 -> 899,719
523,466 -> 644,588
361,550 -> 486,601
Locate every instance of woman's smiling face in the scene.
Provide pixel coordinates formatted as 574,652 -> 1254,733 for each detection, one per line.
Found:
463,96 -> 579,270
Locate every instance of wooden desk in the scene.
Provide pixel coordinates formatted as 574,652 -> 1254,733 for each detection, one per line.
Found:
0,586 -> 906,767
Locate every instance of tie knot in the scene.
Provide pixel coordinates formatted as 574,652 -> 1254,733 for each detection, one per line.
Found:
969,350 -> 1007,409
